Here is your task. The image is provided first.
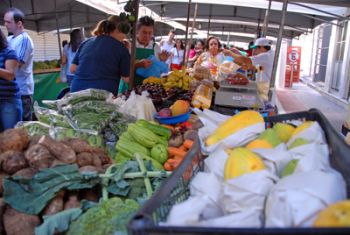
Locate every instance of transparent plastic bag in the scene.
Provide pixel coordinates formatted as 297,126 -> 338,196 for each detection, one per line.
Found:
15,121 -> 50,136
34,102 -> 71,128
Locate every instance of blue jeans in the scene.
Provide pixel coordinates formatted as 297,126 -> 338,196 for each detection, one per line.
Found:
0,97 -> 22,132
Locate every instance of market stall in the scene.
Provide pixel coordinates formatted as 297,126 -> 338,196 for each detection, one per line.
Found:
1,1 -> 350,235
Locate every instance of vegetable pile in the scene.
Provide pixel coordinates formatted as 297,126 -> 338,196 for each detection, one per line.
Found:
0,129 -> 169,235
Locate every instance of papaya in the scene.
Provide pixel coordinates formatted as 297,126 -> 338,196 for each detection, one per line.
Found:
273,122 -> 295,143
246,139 -> 273,150
224,147 -> 265,180
313,200 -> 350,227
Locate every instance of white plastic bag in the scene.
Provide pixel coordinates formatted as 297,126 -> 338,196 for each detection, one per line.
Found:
265,170 -> 346,227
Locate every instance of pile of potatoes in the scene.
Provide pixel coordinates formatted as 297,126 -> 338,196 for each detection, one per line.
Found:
0,128 -> 112,235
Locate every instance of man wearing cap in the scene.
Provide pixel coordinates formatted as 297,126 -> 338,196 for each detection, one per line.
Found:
224,37 -> 274,101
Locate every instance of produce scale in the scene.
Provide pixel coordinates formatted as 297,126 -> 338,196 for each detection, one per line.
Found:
214,80 -> 264,109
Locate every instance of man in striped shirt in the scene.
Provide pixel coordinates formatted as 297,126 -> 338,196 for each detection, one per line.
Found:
4,7 -> 34,121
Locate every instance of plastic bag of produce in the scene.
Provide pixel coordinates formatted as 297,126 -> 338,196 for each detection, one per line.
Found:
194,108 -> 265,153
165,195 -> 219,226
15,121 -> 50,136
288,142 -> 331,174
265,170 -> 346,227
252,148 -> 293,177
189,172 -> 224,219
136,55 -> 169,78
204,148 -> 229,179
287,121 -> 326,147
34,102 -> 71,128
61,100 -> 117,117
42,99 -> 59,110
49,126 -> 103,147
56,89 -> 111,111
220,170 -> 276,227
119,91 -> 156,121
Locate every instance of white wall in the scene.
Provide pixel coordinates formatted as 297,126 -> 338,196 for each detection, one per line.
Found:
1,26 -> 69,61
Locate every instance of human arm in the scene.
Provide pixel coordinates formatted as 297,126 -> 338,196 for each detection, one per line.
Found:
16,35 -> 33,68
0,59 -> 18,81
120,46 -> 131,83
222,49 -> 254,69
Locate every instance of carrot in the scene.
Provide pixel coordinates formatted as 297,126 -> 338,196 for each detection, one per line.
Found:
173,155 -> 184,161
183,139 -> 194,149
179,145 -> 187,151
168,147 -> 187,158
167,158 -> 181,169
164,162 -> 173,171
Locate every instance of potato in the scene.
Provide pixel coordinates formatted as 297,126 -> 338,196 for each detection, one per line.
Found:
13,168 -> 37,179
1,151 -> 28,174
39,136 -> 76,164
43,192 -> 64,216
61,138 -> 94,153
4,206 -> 41,235
28,135 -> 42,149
76,152 -> 93,167
92,148 -> 112,165
0,128 -> 29,152
91,154 -> 103,170
25,144 -> 54,170
168,134 -> 183,147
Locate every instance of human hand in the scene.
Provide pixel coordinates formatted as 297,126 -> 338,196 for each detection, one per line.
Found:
122,39 -> 131,50
158,50 -> 170,62
140,59 -> 152,68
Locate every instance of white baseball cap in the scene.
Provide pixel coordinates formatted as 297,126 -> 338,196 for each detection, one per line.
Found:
251,38 -> 272,48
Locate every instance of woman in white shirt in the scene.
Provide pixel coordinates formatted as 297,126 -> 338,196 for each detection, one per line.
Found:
169,39 -> 184,71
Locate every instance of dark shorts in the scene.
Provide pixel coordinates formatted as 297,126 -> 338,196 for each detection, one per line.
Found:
21,95 -> 34,121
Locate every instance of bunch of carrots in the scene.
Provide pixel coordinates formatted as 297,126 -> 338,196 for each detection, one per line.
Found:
164,139 -> 194,171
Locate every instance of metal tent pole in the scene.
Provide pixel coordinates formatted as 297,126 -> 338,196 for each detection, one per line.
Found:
262,0 -> 272,37
182,0 -> 192,66
186,2 -> 198,64
207,4 -> 212,38
270,0 -> 288,90
54,0 -> 62,60
129,0 -> 140,90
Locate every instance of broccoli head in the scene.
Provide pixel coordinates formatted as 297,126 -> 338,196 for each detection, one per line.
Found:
66,197 -> 139,235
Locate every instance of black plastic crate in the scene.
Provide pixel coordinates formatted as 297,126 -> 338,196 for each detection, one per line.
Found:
128,108 -> 350,235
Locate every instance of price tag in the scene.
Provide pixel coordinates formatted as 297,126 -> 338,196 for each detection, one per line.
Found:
232,95 -> 242,101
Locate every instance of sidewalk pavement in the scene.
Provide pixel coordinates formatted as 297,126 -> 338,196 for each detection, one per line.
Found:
275,81 -> 348,133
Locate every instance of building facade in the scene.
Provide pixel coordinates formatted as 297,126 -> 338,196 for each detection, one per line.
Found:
297,16 -> 350,103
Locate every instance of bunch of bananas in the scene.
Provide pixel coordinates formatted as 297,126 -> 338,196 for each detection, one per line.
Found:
143,76 -> 162,85
162,70 -> 192,90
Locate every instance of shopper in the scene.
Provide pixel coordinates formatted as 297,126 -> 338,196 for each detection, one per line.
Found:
169,39 -> 184,70
62,28 -> 85,85
4,7 -> 34,121
118,16 -> 170,94
160,29 -> 176,67
224,37 -> 275,101
70,15 -> 130,96
187,39 -> 204,68
0,28 -> 21,132
194,36 -> 225,78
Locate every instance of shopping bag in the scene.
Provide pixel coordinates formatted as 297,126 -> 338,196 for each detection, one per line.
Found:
136,55 -> 169,78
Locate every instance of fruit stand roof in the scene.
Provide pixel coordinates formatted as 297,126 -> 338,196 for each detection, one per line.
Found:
141,0 -> 350,41
0,0 -> 108,33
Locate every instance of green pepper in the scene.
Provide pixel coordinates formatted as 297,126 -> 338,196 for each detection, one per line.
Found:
150,144 -> 168,164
